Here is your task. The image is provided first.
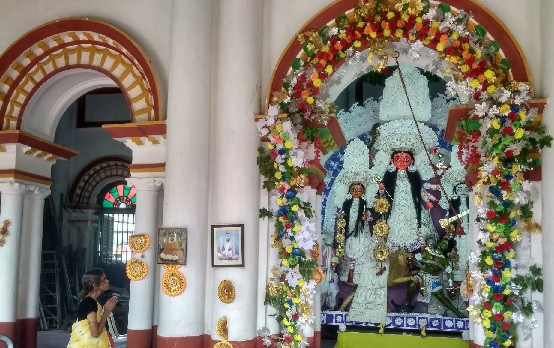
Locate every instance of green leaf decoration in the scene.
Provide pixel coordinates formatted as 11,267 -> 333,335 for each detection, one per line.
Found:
499,58 -> 511,72
259,208 -> 274,219
438,3 -> 451,14
474,24 -> 487,39
490,41 -> 500,53
303,41 -> 314,56
318,25 -> 328,41
292,58 -> 302,70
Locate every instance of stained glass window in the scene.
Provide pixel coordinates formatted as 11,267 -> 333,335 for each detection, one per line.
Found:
102,184 -> 136,209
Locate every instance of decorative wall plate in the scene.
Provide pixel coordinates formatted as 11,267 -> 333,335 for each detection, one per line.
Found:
213,342 -> 233,348
129,233 -> 150,253
217,280 -> 235,304
373,198 -> 390,214
216,316 -> 228,340
163,264 -> 180,271
162,270 -> 186,296
126,258 -> 148,281
373,221 -> 390,237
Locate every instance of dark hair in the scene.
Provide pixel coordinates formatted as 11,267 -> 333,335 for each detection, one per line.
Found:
382,151 -> 423,227
80,268 -> 105,298
341,194 -> 367,239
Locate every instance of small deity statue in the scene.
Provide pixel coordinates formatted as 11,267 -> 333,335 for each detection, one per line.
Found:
407,235 -> 466,318
387,250 -> 419,312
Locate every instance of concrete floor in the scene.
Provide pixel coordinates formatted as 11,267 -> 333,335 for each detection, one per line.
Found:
36,331 -> 336,348
37,331 -> 126,348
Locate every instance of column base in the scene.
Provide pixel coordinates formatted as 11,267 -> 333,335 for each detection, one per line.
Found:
469,340 -> 483,348
16,318 -> 38,348
0,322 -> 16,345
128,328 -> 153,348
156,333 -> 208,347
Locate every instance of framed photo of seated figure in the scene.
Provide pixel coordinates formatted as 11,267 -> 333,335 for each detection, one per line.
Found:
211,224 -> 244,267
157,227 -> 187,265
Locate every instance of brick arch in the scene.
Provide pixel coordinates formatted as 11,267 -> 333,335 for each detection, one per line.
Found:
0,18 -> 162,130
267,0 -> 531,105
70,156 -> 131,206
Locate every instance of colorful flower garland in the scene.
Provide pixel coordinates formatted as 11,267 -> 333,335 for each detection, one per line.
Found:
258,2 -> 551,347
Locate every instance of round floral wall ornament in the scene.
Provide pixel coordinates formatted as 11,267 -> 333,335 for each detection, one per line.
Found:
257,1 -> 551,347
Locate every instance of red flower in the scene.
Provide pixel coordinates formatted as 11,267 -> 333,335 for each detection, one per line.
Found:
486,210 -> 496,219
494,313 -> 504,322
465,57 -> 475,66
285,222 -> 292,229
506,298 -> 513,306
508,112 -> 519,122
445,46 -> 455,55
491,274 -> 501,283
284,336 -> 293,344
502,322 -> 511,330
473,91 -> 481,101
493,293 -> 504,302
501,126 -> 514,136
292,313 -> 299,320
483,302 -> 492,310
504,149 -> 514,159
491,169 -> 500,176
498,216 -> 508,224
312,87 -> 320,95
493,260 -> 503,269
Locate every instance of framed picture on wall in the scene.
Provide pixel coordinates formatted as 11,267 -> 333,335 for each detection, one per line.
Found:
211,224 -> 244,267
157,227 -> 187,265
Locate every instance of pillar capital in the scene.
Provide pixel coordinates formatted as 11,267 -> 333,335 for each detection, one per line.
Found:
0,182 -> 30,196
126,177 -> 164,191
24,186 -> 50,200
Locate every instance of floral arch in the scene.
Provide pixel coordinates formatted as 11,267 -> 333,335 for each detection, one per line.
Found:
0,18 -> 162,134
257,1 -> 551,348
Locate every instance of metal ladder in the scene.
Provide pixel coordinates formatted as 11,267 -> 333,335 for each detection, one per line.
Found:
39,250 -> 61,330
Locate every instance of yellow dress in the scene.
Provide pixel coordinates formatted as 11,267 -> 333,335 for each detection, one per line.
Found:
67,301 -> 111,348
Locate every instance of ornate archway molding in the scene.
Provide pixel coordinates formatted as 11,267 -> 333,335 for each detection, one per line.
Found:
257,1 -> 551,347
0,18 -> 162,131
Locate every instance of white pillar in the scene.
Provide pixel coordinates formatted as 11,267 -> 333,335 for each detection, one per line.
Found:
209,0 -> 262,343
126,178 -> 163,347
157,0 -> 213,343
468,191 -> 485,346
0,182 -> 26,340
540,0 -> 554,346
17,187 -> 50,320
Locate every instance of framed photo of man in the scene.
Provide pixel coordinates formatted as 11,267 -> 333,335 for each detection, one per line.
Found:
211,224 -> 244,267
157,227 -> 187,265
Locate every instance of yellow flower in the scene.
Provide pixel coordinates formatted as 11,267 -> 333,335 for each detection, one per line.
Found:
502,269 -> 511,278
321,45 -> 330,53
484,256 -> 494,265
288,326 -> 294,333
491,119 -> 500,129
370,31 -> 377,39
275,172 -> 282,179
276,198 -> 283,206
436,43 -> 445,51
482,309 -> 492,318
503,288 -> 512,295
500,104 -> 510,114
490,175 -> 497,184
484,69 -> 495,81
504,311 -> 512,318
338,51 -> 346,58
514,128 -> 525,139
268,143 -> 274,150
485,330 -> 494,338
293,224 -> 301,232
511,164 -> 520,174
506,250 -> 515,259
275,124 -> 283,132
423,37 -> 431,45
313,79 -> 322,87
402,13 -> 409,21
306,96 -> 314,105
291,204 -> 299,212
283,318 -> 290,326
461,65 -> 470,73
482,318 -> 491,328
338,32 -> 346,39
483,285 -> 491,293
286,245 -> 293,253
486,224 -> 496,232
519,111 -> 527,121
487,85 -> 497,94
510,229 -> 521,241
353,40 -> 361,48
451,31 -> 459,39
395,29 -> 403,38
297,279 -> 304,287
282,259 -> 289,267
493,156 -> 500,164
387,11 -> 395,19
431,21 -> 440,29
285,141 -> 293,149
292,297 -> 301,304
325,65 -> 333,74
475,50 -> 483,59
383,28 -> 391,37
287,158 -> 293,167
469,79 -> 480,89
409,33 -> 416,41
416,17 -> 422,23
503,339 -> 512,347
485,241 -> 494,248
509,211 -> 516,218
294,334 -> 302,341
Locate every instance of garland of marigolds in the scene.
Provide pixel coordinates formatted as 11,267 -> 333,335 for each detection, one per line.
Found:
257,1 -> 551,347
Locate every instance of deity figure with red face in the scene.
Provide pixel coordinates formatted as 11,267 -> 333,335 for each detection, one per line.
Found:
378,150 -> 434,252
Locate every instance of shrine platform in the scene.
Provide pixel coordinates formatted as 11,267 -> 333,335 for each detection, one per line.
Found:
321,311 -> 469,333
335,332 -> 469,348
